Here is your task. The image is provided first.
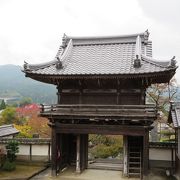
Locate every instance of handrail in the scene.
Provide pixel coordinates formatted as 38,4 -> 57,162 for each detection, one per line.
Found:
40,104 -> 156,114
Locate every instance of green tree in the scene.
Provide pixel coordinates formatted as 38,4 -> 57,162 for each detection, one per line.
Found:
0,100 -> 6,110
0,107 -> 17,125
89,135 -> 123,159
2,140 -> 19,171
5,140 -> 19,162
19,97 -> 32,107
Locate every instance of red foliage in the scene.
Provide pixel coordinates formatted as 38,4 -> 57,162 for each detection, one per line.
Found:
16,104 -> 51,138
16,104 -> 39,116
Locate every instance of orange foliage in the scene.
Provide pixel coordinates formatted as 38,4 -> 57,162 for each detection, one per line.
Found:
27,116 -> 51,138
16,104 -> 51,138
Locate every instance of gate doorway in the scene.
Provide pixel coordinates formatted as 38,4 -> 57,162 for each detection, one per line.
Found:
56,133 -> 145,179
88,134 -> 123,171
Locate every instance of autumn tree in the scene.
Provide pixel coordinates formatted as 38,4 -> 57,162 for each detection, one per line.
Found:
14,124 -> 32,138
27,117 -> 51,138
146,78 -> 178,122
0,107 -> 18,125
16,104 -> 51,138
146,78 -> 178,141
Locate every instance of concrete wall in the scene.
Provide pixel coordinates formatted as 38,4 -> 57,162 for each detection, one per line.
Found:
149,148 -> 175,161
0,138 -> 51,163
16,144 -> 51,162
0,138 -> 177,170
149,147 -> 175,168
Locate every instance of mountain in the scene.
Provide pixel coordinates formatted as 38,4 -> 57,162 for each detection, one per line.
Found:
0,64 -> 56,104
0,64 -> 180,105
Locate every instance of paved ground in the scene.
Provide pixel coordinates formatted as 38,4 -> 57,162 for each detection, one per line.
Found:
31,167 -> 177,180
31,168 -> 138,180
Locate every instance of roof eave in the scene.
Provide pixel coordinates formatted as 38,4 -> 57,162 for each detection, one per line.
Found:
25,68 -> 176,85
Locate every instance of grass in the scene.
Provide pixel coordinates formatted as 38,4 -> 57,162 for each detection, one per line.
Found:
0,163 -> 45,179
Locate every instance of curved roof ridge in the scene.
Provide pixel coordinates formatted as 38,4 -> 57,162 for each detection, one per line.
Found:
60,39 -> 73,62
23,39 -> 73,72
135,35 -> 142,58
67,32 -> 145,40
23,59 -> 57,71
64,31 -> 149,46
55,46 -> 64,58
141,54 -> 173,68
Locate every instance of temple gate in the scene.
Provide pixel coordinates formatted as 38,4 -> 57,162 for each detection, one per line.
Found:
23,30 -> 177,179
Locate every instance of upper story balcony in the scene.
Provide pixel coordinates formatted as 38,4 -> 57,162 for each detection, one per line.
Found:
40,104 -> 157,126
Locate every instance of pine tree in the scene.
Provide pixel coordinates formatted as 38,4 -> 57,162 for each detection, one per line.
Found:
0,100 -> 6,110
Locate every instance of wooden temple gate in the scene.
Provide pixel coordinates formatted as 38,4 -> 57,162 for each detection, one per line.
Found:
41,103 -> 156,178
23,31 -> 177,179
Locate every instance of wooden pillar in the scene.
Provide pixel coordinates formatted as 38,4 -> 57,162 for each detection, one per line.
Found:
76,134 -> 81,173
143,130 -> 149,177
80,134 -> 88,171
48,142 -> 51,162
171,146 -> 174,170
123,135 -> 128,176
141,88 -> 146,105
85,134 -> 88,169
51,126 -> 57,176
116,79 -> 120,105
79,80 -> 83,104
56,85 -> 61,104
30,144 -> 32,161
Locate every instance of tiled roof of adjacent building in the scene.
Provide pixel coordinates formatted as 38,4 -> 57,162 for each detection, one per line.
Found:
23,30 -> 177,82
0,124 -> 19,137
169,102 -> 180,128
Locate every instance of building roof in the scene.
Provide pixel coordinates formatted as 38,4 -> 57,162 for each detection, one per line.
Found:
0,138 -> 51,145
169,102 -> 180,128
23,30 -> 177,84
149,142 -> 175,149
0,124 -> 19,137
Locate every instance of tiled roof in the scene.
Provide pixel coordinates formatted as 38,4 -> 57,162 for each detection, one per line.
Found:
149,142 -> 175,148
0,124 -> 19,137
23,30 -> 177,80
0,138 -> 51,145
170,102 -> 180,128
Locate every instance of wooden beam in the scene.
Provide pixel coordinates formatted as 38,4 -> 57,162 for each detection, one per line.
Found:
55,123 -> 148,136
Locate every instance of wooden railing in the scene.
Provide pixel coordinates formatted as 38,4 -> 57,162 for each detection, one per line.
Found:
40,104 -> 157,118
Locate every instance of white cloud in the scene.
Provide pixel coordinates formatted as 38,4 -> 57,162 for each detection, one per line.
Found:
137,0 -> 180,82
0,0 -> 179,82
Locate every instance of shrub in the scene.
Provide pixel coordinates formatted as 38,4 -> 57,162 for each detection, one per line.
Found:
89,135 -> 123,159
0,147 -> 6,168
90,144 -> 123,159
6,140 -> 19,162
2,160 -> 16,171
